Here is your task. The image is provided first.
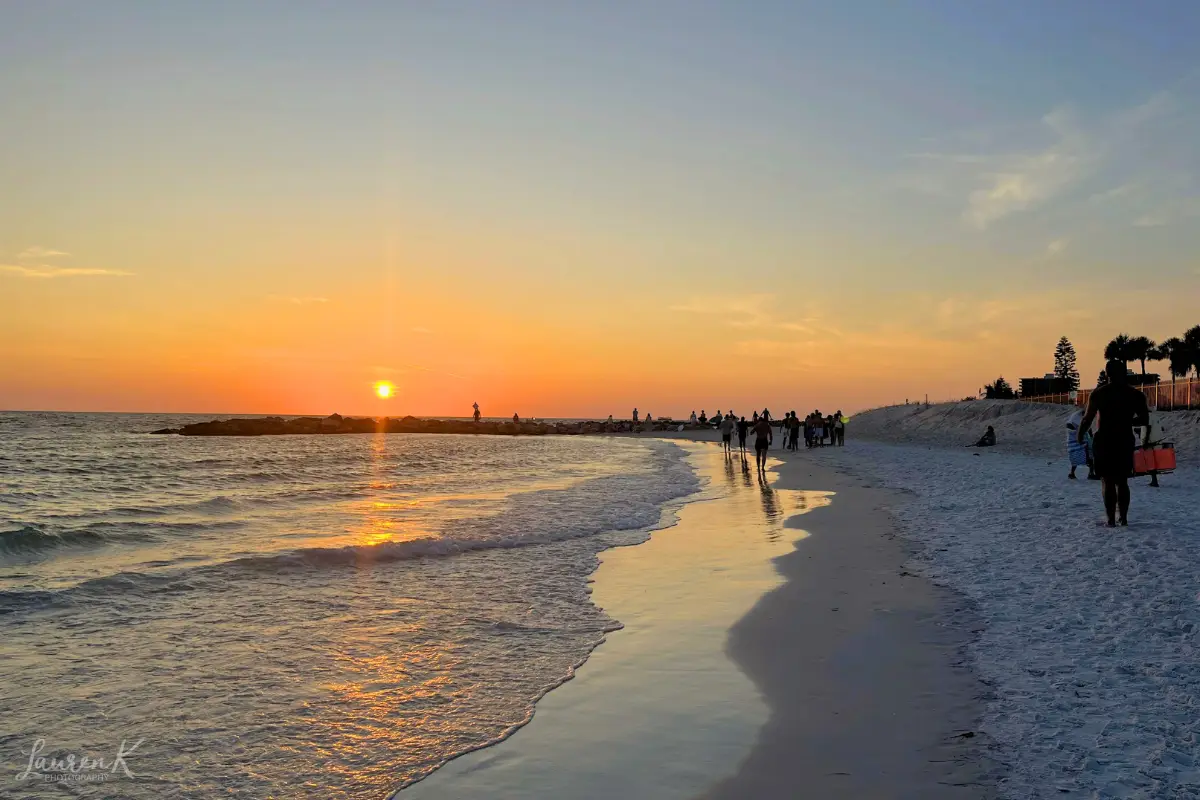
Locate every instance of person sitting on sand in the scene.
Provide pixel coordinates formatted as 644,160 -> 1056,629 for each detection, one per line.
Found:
736,415 -> 749,453
719,413 -> 735,454
1078,359 -> 1150,527
970,426 -> 996,447
752,414 -> 773,472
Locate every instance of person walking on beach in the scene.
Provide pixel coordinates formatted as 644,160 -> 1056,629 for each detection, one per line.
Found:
1066,409 -> 1093,480
719,413 -> 735,454
790,411 -> 801,450
752,414 -> 773,473
472,402 -> 481,423
833,411 -> 845,446
1078,359 -> 1151,527
736,415 -> 749,454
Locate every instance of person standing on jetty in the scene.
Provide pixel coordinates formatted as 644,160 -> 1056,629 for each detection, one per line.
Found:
632,408 -> 639,425
1078,359 -> 1150,527
752,413 -> 773,473
472,402 -> 481,423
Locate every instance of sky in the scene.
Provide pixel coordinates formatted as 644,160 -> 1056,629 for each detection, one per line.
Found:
3,0 -> 1199,416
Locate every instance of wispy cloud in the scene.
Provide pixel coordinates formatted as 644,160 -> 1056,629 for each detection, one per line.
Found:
1130,196 -> 1200,228
904,91 -> 1182,230
17,246 -> 70,260
1,265 -> 133,279
1045,238 -> 1069,257
267,295 -> 330,305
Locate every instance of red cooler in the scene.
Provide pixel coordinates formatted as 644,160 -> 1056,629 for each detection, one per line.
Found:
1133,442 -> 1176,476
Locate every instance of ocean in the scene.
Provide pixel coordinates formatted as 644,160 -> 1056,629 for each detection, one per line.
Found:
0,413 -> 701,798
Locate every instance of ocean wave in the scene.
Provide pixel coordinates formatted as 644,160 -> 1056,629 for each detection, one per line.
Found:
0,524 -> 110,555
1,439 -> 701,614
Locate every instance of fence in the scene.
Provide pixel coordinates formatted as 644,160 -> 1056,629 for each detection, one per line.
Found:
1018,378 -> 1200,411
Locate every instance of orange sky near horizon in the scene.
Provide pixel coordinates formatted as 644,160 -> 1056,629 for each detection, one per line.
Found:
4,5 -> 1199,417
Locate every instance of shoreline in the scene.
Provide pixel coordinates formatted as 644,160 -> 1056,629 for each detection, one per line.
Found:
398,434 -> 994,798
702,440 -> 995,798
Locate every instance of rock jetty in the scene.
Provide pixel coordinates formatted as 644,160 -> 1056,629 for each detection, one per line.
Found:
151,413 -> 697,437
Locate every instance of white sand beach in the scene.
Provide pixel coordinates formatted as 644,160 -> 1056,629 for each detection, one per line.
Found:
827,402 -> 1200,797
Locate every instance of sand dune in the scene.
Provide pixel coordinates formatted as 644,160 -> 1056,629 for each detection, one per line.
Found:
849,400 -> 1200,461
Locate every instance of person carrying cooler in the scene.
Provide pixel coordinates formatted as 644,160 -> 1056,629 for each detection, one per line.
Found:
1078,359 -> 1150,527
1066,409 -> 1093,480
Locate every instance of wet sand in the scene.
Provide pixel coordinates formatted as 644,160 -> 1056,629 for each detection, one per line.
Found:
701,442 -> 994,799
398,436 -> 994,798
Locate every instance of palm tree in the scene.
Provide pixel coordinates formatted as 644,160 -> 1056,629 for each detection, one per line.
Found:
1185,326 -> 1200,378
1155,338 -> 1190,384
1126,336 -> 1156,375
1104,333 -> 1132,366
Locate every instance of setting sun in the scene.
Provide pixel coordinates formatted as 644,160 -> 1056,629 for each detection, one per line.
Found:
374,381 -> 394,399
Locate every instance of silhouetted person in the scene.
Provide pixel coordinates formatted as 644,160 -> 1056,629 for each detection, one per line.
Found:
1079,359 -> 1150,527
736,415 -> 749,453
970,426 -> 996,447
719,413 -> 735,454
632,408 -> 639,424
473,402 -> 481,423
752,415 -> 772,472
512,413 -> 520,424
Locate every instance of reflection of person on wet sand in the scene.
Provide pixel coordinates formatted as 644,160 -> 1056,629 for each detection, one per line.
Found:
757,479 -> 782,523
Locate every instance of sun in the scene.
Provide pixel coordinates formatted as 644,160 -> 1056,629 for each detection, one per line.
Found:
374,381 -> 394,399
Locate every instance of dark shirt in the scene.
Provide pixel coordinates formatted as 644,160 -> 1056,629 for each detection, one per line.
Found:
736,420 -> 749,438
1089,384 -> 1150,444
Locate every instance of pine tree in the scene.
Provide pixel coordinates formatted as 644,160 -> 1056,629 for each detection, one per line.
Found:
984,376 -> 1016,399
1053,336 -> 1080,389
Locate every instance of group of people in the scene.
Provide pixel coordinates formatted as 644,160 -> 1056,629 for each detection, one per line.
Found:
689,407 -> 848,473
